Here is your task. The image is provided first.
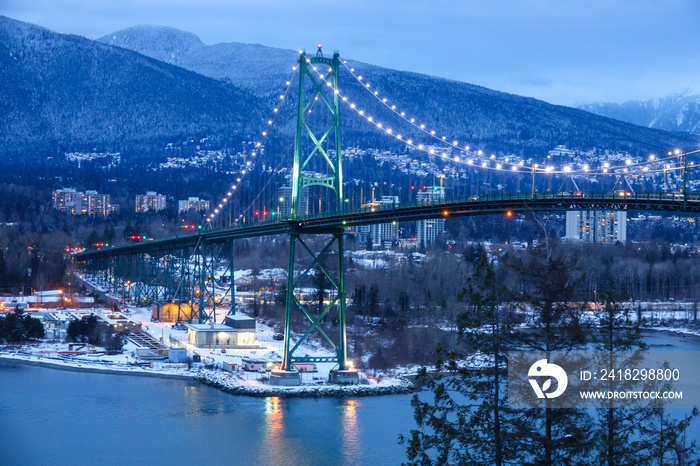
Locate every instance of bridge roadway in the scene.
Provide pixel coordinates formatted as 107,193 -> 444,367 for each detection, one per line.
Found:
74,190 -> 700,260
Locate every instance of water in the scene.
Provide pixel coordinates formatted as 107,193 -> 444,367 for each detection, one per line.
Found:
2,331 -> 699,465
0,365 -> 415,465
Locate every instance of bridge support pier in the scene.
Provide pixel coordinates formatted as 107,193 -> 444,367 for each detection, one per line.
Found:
328,369 -> 359,385
281,226 -> 349,382
269,369 -> 302,386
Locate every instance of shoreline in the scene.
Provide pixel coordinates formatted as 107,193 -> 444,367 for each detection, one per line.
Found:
0,354 -> 194,380
0,353 -> 416,398
7,326 -> 692,397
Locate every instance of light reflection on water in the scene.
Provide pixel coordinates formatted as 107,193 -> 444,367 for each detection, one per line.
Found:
261,396 -> 286,462
341,399 -> 362,464
0,364 -> 412,465
4,331 -> 695,465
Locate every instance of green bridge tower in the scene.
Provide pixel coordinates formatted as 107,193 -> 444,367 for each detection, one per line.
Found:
276,46 -> 356,385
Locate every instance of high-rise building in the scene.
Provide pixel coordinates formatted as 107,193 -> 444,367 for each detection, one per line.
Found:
135,192 -> 166,213
359,196 -> 400,249
178,197 -> 209,214
277,185 -> 309,217
52,188 -> 112,216
565,210 -> 627,243
416,188 -> 446,247
52,188 -> 81,214
81,190 -> 111,216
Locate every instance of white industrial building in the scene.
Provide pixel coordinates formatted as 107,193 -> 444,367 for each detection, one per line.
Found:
186,314 -> 259,349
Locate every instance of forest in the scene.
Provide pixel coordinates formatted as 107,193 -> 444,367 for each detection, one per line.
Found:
401,248 -> 699,465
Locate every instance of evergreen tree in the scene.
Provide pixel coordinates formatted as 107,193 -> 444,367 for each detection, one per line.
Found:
0,248 -> 6,292
23,313 -> 45,340
312,269 -> 330,316
104,331 -> 125,353
0,308 -> 44,342
505,248 -> 594,465
639,406 -> 699,465
593,293 -> 650,465
66,315 -> 99,343
593,293 -> 698,465
454,252 -> 518,465
402,253 -> 519,465
352,283 -> 366,315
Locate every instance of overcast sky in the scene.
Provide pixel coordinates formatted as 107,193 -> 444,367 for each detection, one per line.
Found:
3,0 -> 699,107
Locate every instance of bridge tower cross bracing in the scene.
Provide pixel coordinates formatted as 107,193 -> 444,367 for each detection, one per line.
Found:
291,47 -> 343,217
281,48 -> 351,377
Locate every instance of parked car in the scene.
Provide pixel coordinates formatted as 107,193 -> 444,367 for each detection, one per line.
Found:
272,333 -> 284,341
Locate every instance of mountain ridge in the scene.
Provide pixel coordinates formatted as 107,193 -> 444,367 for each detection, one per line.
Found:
0,16 -> 263,153
0,16 -> 695,157
580,92 -> 700,134
97,25 -> 698,155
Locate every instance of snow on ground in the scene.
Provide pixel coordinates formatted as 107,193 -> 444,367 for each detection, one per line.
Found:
346,250 -> 428,270
232,268 -> 286,282
3,298 -> 411,396
0,337 -> 412,397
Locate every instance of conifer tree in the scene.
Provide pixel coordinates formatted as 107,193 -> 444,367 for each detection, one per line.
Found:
504,248 -> 594,465
402,252 -> 518,465
593,293 -> 650,465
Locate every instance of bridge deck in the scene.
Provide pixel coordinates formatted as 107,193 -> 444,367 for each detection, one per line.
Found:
74,191 -> 700,260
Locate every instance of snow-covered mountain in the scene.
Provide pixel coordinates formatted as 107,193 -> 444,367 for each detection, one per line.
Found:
100,25 -> 298,99
580,92 -> 700,134
1,16 -> 696,156
0,16 -> 263,152
97,25 -> 697,156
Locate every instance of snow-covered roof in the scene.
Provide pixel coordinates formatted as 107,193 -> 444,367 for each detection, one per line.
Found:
187,323 -> 243,332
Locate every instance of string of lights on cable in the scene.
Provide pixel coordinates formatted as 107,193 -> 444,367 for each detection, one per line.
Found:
309,61 -> 693,177
205,66 -> 299,228
228,52 -> 331,226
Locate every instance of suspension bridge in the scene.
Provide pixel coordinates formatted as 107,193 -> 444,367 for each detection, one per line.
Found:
73,46 -> 700,385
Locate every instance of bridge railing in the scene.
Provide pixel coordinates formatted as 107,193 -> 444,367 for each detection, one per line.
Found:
226,190 -> 698,228
76,190 -> 699,256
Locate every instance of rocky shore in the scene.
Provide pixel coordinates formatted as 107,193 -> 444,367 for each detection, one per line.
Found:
196,370 -> 418,398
